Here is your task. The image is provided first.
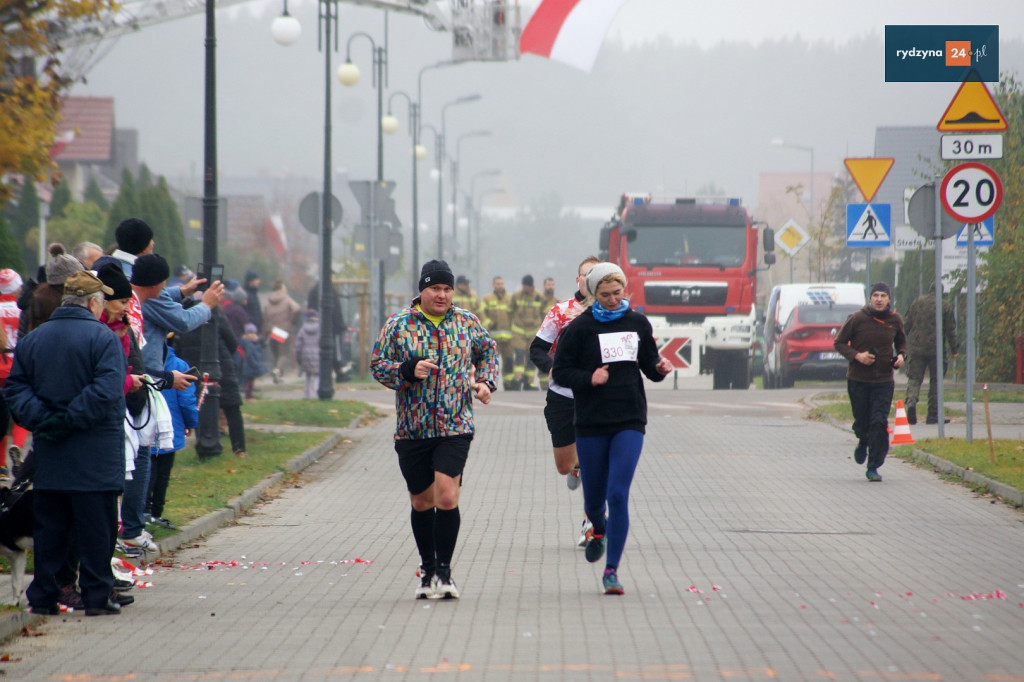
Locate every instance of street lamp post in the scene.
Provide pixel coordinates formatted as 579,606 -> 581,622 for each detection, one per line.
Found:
338,32 -> 388,335
273,0 -> 339,401
770,137 -> 814,284
196,0 -> 222,456
438,94 -> 481,261
382,91 -> 419,288
469,169 -> 501,286
452,129 -> 491,265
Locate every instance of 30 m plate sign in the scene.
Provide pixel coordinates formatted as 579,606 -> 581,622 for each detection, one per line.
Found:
941,134 -> 1003,160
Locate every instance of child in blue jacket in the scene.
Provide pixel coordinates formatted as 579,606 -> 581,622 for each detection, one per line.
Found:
147,343 -> 199,530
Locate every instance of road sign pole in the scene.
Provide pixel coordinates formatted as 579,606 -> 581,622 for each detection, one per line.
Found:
933,174 -> 945,438
966,223 -> 976,442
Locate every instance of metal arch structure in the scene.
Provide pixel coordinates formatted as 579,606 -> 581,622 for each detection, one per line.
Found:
50,0 -> 518,81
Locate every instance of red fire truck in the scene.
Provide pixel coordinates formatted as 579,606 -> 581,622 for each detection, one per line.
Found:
598,193 -> 775,389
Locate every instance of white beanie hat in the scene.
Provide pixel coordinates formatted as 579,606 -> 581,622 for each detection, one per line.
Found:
584,262 -> 625,298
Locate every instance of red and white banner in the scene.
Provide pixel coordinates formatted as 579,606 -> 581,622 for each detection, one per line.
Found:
269,326 -> 290,344
520,0 -> 630,73
265,214 -> 288,256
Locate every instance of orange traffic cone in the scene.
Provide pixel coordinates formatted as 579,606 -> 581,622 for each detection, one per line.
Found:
891,399 -> 915,445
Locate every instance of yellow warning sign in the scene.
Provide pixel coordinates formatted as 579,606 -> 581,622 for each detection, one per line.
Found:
844,158 -> 894,203
937,72 -> 1007,132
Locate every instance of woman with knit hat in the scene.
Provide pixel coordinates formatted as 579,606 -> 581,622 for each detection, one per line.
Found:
552,263 -> 672,595
833,281 -> 907,482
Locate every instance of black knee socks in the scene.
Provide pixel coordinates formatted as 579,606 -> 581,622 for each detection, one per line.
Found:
434,507 -> 461,570
410,508 -> 435,575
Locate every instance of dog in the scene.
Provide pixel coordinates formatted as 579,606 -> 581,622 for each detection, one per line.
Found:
0,484 -> 34,607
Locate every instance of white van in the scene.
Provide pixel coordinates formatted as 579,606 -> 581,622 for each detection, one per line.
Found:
761,283 -> 866,388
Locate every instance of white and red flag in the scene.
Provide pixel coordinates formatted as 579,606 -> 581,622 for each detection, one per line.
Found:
264,214 -> 288,256
520,0 -> 630,73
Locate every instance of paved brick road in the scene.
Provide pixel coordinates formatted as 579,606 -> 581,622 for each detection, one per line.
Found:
3,388 -> 1023,681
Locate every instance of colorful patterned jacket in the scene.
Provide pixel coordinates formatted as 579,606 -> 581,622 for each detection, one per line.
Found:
372,301 -> 498,440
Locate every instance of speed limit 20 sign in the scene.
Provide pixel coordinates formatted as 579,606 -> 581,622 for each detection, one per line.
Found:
940,162 -> 1003,223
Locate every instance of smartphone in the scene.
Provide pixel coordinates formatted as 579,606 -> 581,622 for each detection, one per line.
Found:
186,366 -> 201,380
195,263 -> 224,292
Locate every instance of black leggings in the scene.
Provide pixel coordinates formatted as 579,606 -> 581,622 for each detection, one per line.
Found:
223,405 -> 246,453
147,451 -> 176,518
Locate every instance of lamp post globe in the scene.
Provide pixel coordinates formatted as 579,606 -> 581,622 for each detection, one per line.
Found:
271,14 -> 301,45
337,61 -> 360,86
381,114 -> 399,135
415,144 -> 427,160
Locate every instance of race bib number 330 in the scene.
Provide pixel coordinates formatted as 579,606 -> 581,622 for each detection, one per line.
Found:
598,331 -> 639,362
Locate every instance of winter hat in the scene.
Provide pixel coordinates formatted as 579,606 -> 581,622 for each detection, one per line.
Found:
245,270 -> 260,285
418,259 -> 454,291
456,275 -> 470,286
870,282 -> 892,297
230,288 -> 248,304
97,263 -> 132,300
131,253 -> 171,287
244,323 -> 258,334
521,274 -> 534,288
115,218 -> 154,256
64,270 -> 113,297
585,262 -> 625,298
0,269 -> 23,294
45,243 -> 83,286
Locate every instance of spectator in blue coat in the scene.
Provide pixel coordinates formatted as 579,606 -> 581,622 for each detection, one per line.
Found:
4,271 -> 126,616
147,344 -> 198,531
237,323 -> 267,400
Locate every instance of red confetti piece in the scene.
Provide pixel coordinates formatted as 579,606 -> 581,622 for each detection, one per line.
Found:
686,585 -> 701,593
712,585 -> 722,591
958,590 -> 1007,601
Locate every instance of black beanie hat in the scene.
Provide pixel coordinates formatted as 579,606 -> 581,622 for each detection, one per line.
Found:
870,281 -> 891,297
522,274 -> 534,287
97,263 -> 132,299
115,218 -> 154,256
418,259 -> 454,292
131,253 -> 171,287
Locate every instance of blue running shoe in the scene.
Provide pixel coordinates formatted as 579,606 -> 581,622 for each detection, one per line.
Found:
866,469 -> 882,482
585,534 -> 606,563
602,570 -> 624,595
854,440 -> 867,465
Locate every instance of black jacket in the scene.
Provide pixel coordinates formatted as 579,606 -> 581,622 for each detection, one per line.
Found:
552,307 -> 666,437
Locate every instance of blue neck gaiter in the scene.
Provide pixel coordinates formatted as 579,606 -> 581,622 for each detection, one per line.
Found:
592,299 -> 630,323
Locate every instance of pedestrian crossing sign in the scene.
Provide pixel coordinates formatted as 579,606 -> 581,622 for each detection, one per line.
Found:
955,216 -> 994,246
846,203 -> 891,247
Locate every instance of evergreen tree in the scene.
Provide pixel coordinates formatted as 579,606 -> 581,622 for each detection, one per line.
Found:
13,181 -> 40,271
50,182 -> 72,219
105,167 -> 139,248
84,177 -> 110,212
0,214 -> 25,272
137,163 -> 154,190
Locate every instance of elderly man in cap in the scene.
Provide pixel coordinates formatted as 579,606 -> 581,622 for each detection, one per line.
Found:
371,259 -> 498,601
5,271 -> 127,615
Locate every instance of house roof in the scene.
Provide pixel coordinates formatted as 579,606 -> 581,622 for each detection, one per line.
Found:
56,96 -> 114,163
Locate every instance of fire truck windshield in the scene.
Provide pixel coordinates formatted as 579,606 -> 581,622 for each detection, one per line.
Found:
626,225 -> 746,268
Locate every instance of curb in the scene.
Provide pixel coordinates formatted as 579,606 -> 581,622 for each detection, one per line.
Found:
0,421 -> 360,645
805,392 -> 1024,508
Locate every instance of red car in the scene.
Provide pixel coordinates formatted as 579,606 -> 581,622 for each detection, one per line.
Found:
771,303 -> 861,387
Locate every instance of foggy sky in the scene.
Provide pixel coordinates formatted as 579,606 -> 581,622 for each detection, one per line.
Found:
71,1 -> 1023,213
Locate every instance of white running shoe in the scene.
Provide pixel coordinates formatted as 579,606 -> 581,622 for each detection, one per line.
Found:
566,465 -> 581,491
577,519 -> 594,548
415,574 -> 435,600
434,570 -> 459,600
121,534 -> 159,554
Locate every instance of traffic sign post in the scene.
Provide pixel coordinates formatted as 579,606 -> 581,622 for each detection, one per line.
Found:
776,218 -> 809,283
846,203 -> 891,247
939,162 -> 1002,223
941,134 -> 1003,160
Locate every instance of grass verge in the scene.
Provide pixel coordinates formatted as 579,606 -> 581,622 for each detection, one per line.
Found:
241,398 -> 375,428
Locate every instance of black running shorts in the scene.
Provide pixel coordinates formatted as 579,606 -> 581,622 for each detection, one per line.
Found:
395,434 -> 473,495
543,390 -> 576,448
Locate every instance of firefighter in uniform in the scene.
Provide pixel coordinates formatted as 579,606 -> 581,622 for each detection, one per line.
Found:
453,275 -> 481,318
509,274 -> 546,391
538,277 -> 557,389
481,276 -> 515,390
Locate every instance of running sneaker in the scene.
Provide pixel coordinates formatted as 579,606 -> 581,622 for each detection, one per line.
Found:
566,465 -> 581,491
415,573 -> 435,600
854,440 -> 868,465
149,516 -> 178,530
121,534 -> 159,554
434,569 -> 460,600
866,469 -> 883,482
585,534 -> 606,563
115,540 -> 143,558
577,519 -> 594,548
602,570 -> 624,595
